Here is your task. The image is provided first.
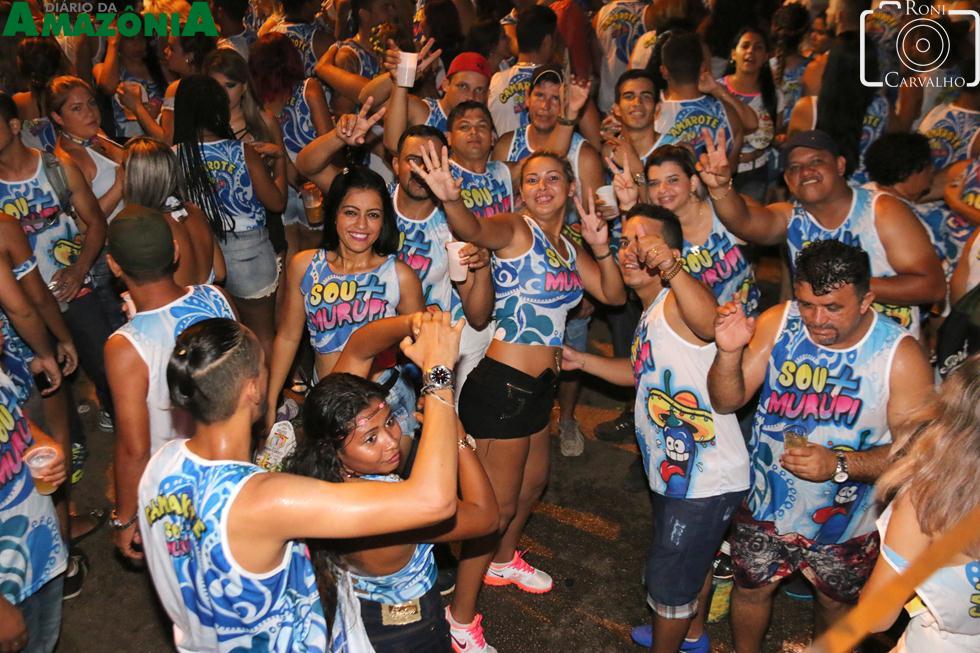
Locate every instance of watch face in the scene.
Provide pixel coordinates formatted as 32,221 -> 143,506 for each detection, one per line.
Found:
833,471 -> 849,483
427,365 -> 452,386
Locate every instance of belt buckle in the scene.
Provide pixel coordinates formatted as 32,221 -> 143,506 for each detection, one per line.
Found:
380,598 -> 422,626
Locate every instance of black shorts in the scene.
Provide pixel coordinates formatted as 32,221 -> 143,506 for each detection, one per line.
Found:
458,357 -> 557,439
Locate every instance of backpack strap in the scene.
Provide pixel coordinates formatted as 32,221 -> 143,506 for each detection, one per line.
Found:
40,151 -> 74,217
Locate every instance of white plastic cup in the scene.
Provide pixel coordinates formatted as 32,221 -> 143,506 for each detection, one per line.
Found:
395,51 -> 419,87
596,185 -> 619,213
446,241 -> 468,282
23,445 -> 58,495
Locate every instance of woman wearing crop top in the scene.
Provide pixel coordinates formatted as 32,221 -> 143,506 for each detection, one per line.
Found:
173,74 -> 286,357
859,354 -> 980,652
266,165 -> 423,429
410,145 -> 626,651
121,137 -> 225,287
289,361 -> 497,652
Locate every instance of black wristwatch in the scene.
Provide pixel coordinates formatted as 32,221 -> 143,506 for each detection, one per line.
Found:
422,365 -> 454,392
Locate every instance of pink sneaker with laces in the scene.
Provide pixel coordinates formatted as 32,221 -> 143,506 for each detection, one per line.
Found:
446,606 -> 497,653
482,550 -> 553,593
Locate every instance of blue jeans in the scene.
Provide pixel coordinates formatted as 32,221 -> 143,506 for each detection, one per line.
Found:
18,574 -> 63,653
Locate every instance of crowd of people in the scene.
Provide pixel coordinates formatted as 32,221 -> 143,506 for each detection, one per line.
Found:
0,0 -> 979,651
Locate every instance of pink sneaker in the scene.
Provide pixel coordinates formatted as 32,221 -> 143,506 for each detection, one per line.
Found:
446,606 -> 497,653
483,550 -> 553,593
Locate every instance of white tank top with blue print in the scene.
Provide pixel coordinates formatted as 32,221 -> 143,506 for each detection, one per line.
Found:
394,185 -> 460,314
0,368 -> 67,606
682,209 -> 760,316
748,302 -> 908,543
301,251 -> 401,354
139,440 -> 328,652
492,217 -> 583,346
348,474 -> 437,604
918,103 -> 980,171
0,257 -> 39,405
279,79 -> 318,162
653,94 -> 734,160
786,185 -> 920,334
113,286 -> 235,455
199,139 -> 267,234
488,64 -> 536,137
450,159 -> 515,220
877,504 -> 980,652
422,97 -> 448,132
0,153 -> 92,289
631,289 -> 749,499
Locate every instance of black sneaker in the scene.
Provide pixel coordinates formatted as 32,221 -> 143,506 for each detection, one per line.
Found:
62,550 -> 88,601
436,567 -> 456,596
595,409 -> 635,442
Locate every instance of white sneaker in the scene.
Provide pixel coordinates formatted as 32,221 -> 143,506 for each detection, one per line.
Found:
446,606 -> 497,653
483,550 -> 553,593
558,419 -> 585,457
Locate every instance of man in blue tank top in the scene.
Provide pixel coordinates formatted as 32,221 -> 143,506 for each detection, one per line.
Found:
104,206 -> 237,565
699,129 -> 945,334
707,240 -> 934,652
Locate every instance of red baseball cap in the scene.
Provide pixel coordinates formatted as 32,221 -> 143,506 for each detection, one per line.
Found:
447,52 -> 492,81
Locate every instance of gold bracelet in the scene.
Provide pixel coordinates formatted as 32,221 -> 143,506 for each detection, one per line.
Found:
659,258 -> 684,283
708,179 -> 734,201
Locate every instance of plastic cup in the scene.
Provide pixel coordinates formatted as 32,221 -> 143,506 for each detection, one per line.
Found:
395,51 -> 419,88
783,425 -> 808,449
446,241 -> 468,282
596,185 -> 618,213
301,183 -> 323,225
23,444 -> 58,495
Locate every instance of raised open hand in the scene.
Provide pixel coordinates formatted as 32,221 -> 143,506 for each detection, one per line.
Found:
562,75 -> 592,119
407,141 -> 463,203
695,128 -> 732,191
606,154 -> 640,212
574,192 -> 610,249
336,96 -> 387,146
714,300 -> 756,353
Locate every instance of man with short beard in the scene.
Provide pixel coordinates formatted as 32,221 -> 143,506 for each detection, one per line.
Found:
707,239 -> 934,653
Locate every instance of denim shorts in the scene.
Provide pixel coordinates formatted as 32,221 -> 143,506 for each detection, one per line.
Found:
219,228 -> 279,300
563,315 -> 590,351
458,357 -> 557,439
645,490 -> 746,619
377,366 -> 420,437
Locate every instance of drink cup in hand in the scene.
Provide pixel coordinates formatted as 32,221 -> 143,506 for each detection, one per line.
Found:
783,426 -> 808,449
446,242 -> 468,282
596,185 -> 618,213
395,51 -> 419,87
23,444 -> 59,495
301,183 -> 323,225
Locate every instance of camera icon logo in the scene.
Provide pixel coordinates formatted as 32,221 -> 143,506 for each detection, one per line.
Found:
860,0 -> 980,88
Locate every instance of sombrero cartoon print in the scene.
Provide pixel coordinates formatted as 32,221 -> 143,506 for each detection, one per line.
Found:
646,370 -> 716,499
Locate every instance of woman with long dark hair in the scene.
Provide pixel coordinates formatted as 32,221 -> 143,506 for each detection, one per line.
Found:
289,367 -> 496,652
93,33 -> 168,140
769,2 -> 810,133
265,163 -> 424,428
13,37 -> 70,152
788,32 -> 893,183
859,354 -> 980,651
410,145 -> 626,651
719,26 -> 778,201
172,74 -> 285,356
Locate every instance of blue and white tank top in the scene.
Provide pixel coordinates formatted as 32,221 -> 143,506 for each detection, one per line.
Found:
492,217 -> 583,346
198,139 -> 267,233
19,118 -> 56,153
394,186 -> 459,314
0,257 -> 40,405
337,39 -> 382,80
301,250 -> 401,354
654,94 -> 734,160
850,95 -> 890,184
721,78 -> 774,173
787,186 -> 919,334
450,159 -> 515,219
114,68 -> 165,138
0,368 -> 67,605
773,56 -> 810,128
139,440 -> 328,652
488,64 -> 536,137
877,504 -> 980,652
422,97 -> 448,132
631,289 -> 749,499
682,210 -> 760,316
272,22 -> 322,78
959,157 -> 980,211
748,302 -> 908,543
0,153 -> 91,289
348,473 -> 437,604
595,0 -> 646,112
113,286 -> 235,455
279,79 -> 318,162
910,200 -> 974,281
918,103 -> 980,171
